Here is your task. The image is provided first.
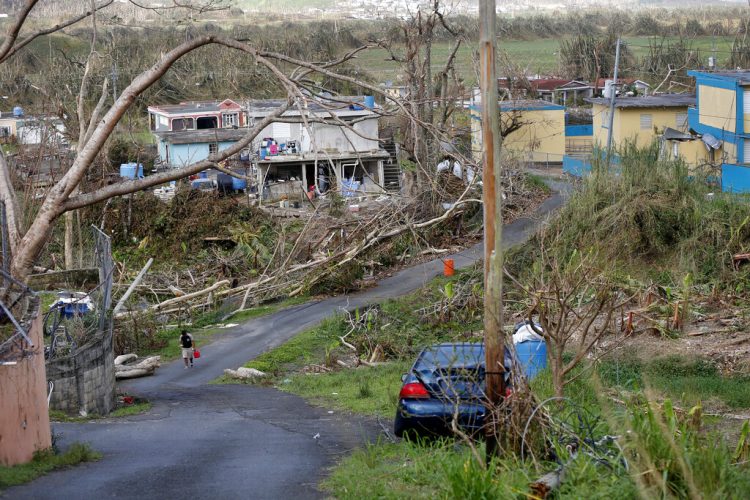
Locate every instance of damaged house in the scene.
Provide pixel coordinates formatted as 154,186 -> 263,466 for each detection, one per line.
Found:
148,99 -> 246,167
248,96 -> 395,201
149,96 -> 397,201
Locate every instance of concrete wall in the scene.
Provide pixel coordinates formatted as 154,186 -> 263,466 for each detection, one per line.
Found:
698,85 -> 736,133
0,299 -> 52,466
471,106 -> 566,162
502,108 -> 566,162
46,326 -> 115,416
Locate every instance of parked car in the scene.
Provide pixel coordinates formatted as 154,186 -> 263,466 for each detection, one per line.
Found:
394,341 -> 545,438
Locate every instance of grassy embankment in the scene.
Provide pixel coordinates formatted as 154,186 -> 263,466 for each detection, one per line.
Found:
229,147 -> 750,496
0,444 -> 101,491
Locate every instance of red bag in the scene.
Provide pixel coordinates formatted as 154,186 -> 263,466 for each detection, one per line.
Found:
193,349 -> 201,359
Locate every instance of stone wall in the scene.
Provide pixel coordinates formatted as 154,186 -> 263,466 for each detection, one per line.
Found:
0,298 -> 52,466
46,325 -> 115,416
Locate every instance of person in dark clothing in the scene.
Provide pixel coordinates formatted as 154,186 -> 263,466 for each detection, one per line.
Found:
179,330 -> 196,368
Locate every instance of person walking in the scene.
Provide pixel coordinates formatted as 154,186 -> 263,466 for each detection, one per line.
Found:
179,330 -> 196,368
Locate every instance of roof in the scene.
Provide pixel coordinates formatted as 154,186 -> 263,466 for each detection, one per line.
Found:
149,99 -> 241,115
155,128 -> 250,145
585,94 -> 695,109
594,78 -> 651,88
688,70 -> 750,84
498,78 -> 591,92
498,99 -> 565,111
246,96 -> 377,117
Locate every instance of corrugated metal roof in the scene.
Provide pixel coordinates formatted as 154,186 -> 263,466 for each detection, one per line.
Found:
585,94 -> 695,108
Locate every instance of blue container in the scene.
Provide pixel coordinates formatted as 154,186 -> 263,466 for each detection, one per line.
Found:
199,171 -> 208,179
119,162 -> 144,179
260,148 -> 267,160
364,95 -> 375,108
232,177 -> 247,191
514,340 -> 547,379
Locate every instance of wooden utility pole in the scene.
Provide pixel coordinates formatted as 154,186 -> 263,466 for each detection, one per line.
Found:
479,0 -> 505,460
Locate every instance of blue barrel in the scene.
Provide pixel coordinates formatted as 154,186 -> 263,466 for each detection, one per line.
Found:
119,162 -> 143,179
199,171 -> 208,179
515,340 -> 547,380
232,177 -> 247,191
364,95 -> 375,108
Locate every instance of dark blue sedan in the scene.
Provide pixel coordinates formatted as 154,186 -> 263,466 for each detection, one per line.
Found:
394,342 -> 544,438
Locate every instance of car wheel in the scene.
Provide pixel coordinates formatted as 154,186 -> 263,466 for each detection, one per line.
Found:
394,411 -> 409,438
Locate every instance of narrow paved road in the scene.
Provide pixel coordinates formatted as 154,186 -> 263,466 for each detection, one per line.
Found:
5,180 -> 569,500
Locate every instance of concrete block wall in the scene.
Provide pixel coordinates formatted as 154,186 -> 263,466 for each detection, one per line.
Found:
46,325 -> 115,416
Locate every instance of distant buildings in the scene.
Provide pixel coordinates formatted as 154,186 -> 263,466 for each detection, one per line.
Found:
0,108 -> 66,147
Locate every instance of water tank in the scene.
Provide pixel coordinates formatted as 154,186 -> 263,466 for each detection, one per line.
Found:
603,80 -> 614,99
364,95 -> 375,109
514,340 -> 547,380
119,162 -> 144,179
12,106 -> 23,117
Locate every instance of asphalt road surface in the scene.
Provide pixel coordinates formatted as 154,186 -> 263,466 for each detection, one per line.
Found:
5,180 -> 569,500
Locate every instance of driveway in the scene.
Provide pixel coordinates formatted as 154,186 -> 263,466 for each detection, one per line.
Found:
5,179 -> 570,499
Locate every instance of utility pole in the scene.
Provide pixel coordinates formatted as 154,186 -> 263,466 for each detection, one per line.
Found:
605,37 -> 621,168
479,0 -> 505,461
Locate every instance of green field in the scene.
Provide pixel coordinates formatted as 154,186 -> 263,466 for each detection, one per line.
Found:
353,36 -> 739,84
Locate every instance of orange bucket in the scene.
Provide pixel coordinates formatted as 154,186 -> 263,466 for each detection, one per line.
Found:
443,258 -> 455,277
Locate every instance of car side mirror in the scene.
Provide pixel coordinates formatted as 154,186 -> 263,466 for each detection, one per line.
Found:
401,374 -> 407,382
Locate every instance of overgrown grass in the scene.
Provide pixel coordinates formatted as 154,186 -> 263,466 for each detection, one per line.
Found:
508,143 -> 750,288
322,439 -> 532,499
245,314 -> 345,374
281,362 -> 410,416
0,444 -> 101,490
599,354 -> 750,410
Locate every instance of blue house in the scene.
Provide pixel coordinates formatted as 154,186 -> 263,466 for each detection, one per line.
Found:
687,70 -> 750,192
155,128 -> 248,168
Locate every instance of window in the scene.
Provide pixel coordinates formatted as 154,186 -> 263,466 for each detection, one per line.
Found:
222,113 -> 239,128
171,118 -> 194,131
675,113 -> 688,130
640,113 -> 653,130
0,126 -> 11,137
209,143 -> 218,155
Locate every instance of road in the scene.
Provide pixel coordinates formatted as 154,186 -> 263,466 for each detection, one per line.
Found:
5,180 -> 569,500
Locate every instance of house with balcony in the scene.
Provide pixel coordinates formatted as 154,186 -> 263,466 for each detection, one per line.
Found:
150,96 -> 397,200
686,70 -> 750,192
247,97 -> 394,200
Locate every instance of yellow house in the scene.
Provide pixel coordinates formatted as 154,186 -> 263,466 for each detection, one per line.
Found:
586,94 -> 695,150
470,99 -> 566,164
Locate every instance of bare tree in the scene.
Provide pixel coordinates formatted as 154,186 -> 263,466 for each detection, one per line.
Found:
509,232 -> 632,398
378,1 -> 467,195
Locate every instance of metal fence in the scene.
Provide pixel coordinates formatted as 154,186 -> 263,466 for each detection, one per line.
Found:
42,226 -> 114,360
